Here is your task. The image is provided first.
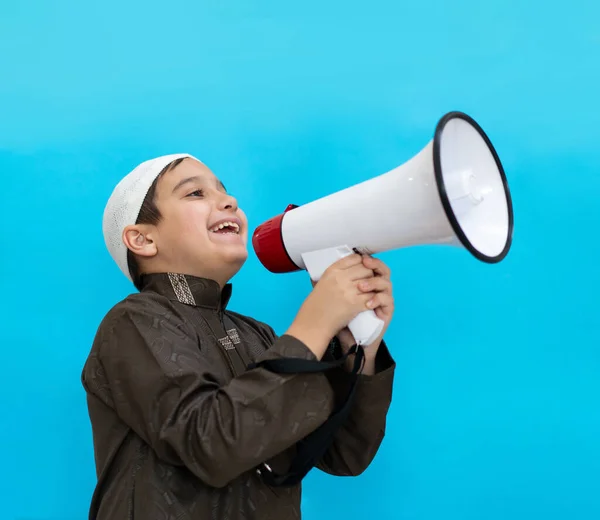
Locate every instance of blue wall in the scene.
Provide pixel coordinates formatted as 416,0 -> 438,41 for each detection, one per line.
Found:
1,1 -> 599,518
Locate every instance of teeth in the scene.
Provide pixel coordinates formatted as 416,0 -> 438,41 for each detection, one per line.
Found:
210,221 -> 240,233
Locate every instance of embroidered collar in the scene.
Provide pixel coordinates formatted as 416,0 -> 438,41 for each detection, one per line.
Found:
139,272 -> 232,310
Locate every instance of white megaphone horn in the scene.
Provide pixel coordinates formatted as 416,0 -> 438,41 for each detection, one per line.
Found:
252,111 -> 514,346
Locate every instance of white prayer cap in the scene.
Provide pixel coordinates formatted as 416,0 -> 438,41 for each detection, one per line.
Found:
102,153 -> 202,281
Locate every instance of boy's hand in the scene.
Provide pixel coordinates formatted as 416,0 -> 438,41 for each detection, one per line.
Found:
288,254 -> 379,360
333,256 -> 394,373
309,255 -> 394,369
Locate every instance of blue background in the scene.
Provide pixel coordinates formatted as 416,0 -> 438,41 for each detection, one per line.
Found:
1,1 -> 599,518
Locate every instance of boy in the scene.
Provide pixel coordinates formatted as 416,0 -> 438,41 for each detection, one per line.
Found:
82,153 -> 396,519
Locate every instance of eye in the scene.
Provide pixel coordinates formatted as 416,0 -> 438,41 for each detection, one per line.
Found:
186,189 -> 204,198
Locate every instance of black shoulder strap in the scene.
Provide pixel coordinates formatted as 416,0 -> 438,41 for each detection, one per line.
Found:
254,345 -> 364,487
223,314 -> 364,487
223,312 -> 364,487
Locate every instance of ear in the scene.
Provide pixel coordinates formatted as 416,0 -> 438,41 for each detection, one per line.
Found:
122,225 -> 158,258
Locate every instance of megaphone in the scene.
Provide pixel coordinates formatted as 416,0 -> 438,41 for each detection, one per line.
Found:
252,111 -> 514,346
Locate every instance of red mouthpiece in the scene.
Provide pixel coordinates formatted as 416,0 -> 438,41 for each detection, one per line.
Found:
252,204 -> 301,273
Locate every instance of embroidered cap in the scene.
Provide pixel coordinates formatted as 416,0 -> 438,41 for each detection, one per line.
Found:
102,153 -> 202,281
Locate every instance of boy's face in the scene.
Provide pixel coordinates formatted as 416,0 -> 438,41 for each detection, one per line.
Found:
143,158 -> 249,283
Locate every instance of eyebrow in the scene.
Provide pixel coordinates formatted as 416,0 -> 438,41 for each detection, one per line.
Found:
172,176 -> 227,194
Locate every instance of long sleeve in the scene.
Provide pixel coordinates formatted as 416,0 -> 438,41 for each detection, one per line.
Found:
243,317 -> 396,478
86,299 -> 337,489
315,339 -> 396,477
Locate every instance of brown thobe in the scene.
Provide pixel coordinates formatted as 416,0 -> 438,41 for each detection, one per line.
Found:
81,272 -> 395,519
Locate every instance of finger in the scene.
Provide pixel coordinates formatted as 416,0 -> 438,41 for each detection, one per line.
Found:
331,253 -> 363,270
357,276 -> 392,294
346,264 -> 377,282
366,292 -> 394,312
355,290 -> 377,307
362,256 -> 391,278
374,306 -> 392,320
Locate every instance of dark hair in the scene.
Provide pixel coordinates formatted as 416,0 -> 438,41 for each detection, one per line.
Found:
127,157 -> 187,290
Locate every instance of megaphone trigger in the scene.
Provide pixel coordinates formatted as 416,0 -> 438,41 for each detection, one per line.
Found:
301,246 -> 385,346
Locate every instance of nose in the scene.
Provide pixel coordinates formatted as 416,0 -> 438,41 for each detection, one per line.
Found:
217,191 -> 239,212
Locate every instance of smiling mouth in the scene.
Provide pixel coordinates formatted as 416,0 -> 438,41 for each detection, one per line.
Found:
209,221 -> 241,235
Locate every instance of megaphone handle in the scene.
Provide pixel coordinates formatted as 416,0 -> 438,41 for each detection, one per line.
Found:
301,246 -> 386,346
347,310 -> 385,346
